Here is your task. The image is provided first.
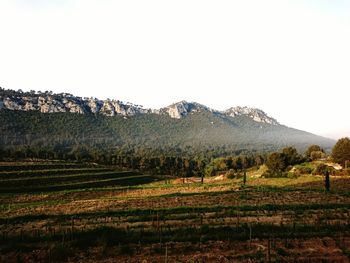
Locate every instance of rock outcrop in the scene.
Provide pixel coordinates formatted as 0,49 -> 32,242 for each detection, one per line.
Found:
161,101 -> 215,119
224,106 -> 279,125
0,89 -> 279,125
0,91 -> 148,117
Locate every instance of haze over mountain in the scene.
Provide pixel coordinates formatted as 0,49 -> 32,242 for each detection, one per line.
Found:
0,88 -> 334,157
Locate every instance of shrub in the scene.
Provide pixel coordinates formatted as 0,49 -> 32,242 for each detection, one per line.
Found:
225,169 -> 236,179
262,170 -> 288,178
295,166 -> 313,175
266,152 -> 286,173
312,164 -> 335,176
287,172 -> 299,178
305,145 -> 324,159
332,137 -> 350,167
310,151 -> 326,161
265,147 -> 303,176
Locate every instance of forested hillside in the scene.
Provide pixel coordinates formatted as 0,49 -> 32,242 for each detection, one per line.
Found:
0,108 -> 334,160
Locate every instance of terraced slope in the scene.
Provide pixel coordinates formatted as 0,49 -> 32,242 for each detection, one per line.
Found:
0,162 -> 350,262
0,162 -> 159,193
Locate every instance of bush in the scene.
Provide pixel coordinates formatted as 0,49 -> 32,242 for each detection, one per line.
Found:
262,170 -> 288,178
286,172 -> 299,178
312,164 -> 335,176
204,165 -> 215,177
310,151 -> 326,161
265,147 -> 303,176
332,137 -> 350,167
295,166 -> 313,175
266,152 -> 286,173
305,145 -> 324,159
225,169 -> 237,179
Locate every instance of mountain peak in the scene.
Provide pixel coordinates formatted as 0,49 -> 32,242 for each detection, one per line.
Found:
161,101 -> 215,119
224,106 -> 279,125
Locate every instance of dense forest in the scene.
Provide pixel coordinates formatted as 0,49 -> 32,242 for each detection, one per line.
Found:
0,110 -> 334,157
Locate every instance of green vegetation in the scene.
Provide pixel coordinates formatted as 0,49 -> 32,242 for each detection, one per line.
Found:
294,163 -> 314,175
332,137 -> 350,167
263,147 -> 304,177
0,87 -> 335,162
312,163 -> 336,176
2,89 -> 350,261
305,144 -> 325,160
0,109 -> 333,160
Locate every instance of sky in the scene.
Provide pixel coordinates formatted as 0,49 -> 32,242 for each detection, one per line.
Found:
0,0 -> 349,139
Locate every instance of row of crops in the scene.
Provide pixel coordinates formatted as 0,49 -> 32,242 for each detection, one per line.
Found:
0,161 -> 350,262
1,199 -> 350,261
0,162 -> 159,193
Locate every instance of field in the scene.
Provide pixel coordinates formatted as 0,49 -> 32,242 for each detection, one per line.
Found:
1,161 -> 350,262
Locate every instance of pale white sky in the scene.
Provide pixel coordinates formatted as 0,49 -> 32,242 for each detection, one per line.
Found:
1,0 -> 349,139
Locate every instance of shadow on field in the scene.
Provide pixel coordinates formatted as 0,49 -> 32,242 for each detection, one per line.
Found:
292,177 -> 350,192
0,173 -> 160,194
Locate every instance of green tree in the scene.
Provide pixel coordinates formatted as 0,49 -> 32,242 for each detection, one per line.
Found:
212,158 -> 227,171
204,165 -> 215,177
305,145 -> 324,159
225,158 -> 233,169
312,163 -> 335,175
282,146 -> 302,166
310,151 -> 326,161
332,137 -> 350,167
233,156 -> 243,171
266,152 -> 286,174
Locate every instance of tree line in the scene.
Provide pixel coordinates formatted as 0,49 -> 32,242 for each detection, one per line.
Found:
264,138 -> 350,177
0,144 -> 266,179
1,137 -> 349,179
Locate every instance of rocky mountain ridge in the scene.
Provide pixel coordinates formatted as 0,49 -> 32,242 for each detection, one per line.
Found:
0,88 -> 278,125
224,106 -> 279,125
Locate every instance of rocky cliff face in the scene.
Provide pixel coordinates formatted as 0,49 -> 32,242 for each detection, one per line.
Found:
162,101 -> 279,125
0,89 -> 279,125
0,92 -> 148,117
224,106 -> 279,125
160,101 -> 216,119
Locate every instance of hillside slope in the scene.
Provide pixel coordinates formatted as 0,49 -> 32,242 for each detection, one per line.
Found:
0,88 -> 334,157
0,111 -> 334,157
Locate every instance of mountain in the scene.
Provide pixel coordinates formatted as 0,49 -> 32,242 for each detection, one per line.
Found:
224,106 -> 279,125
0,89 -> 280,124
157,101 -> 217,119
0,88 -> 335,157
0,88 -> 149,117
